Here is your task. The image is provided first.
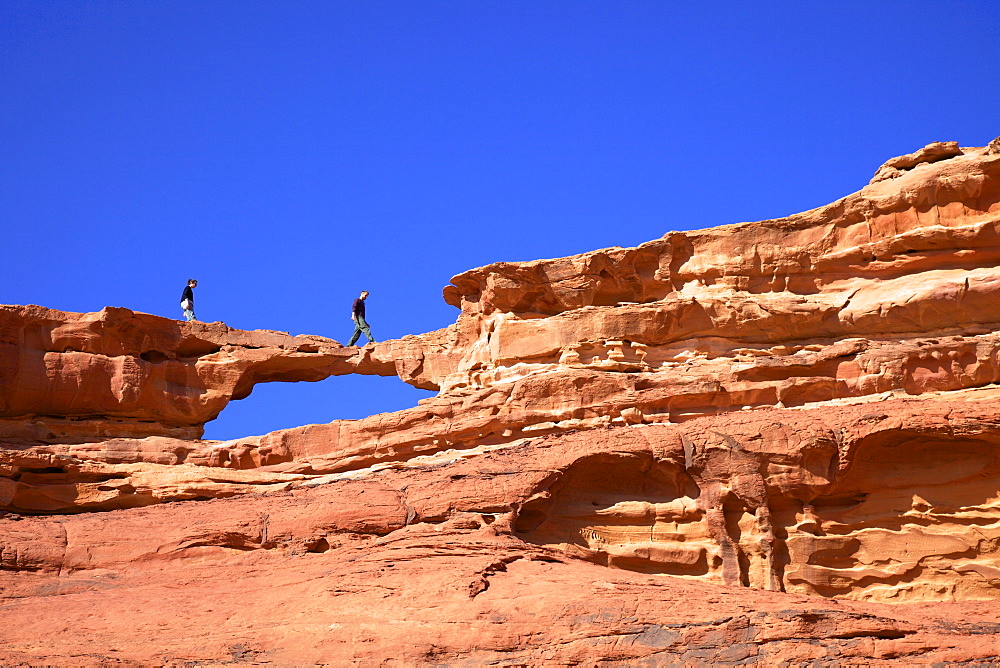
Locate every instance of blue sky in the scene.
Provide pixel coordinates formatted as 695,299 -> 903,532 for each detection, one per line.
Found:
3,1 -> 998,440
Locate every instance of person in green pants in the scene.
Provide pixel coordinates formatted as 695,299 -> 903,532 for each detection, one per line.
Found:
347,290 -> 376,346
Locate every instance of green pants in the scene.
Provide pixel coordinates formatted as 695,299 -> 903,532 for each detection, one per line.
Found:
348,316 -> 375,345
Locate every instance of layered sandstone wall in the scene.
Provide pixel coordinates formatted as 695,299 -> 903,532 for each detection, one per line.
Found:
4,393 -> 1000,663
10,392 -> 999,601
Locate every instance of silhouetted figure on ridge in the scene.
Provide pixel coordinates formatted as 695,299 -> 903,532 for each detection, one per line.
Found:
347,290 -> 376,346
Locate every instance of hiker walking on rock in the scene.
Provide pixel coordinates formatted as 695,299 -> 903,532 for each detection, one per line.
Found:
180,279 -> 198,322
347,290 -> 376,346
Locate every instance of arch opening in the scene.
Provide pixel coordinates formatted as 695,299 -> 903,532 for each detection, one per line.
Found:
202,374 -> 435,441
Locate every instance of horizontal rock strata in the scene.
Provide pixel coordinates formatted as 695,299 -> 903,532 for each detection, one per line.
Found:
5,392 -> 1000,602
4,393 -> 1000,663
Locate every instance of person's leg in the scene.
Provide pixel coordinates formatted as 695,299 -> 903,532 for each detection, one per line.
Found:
347,319 -> 363,346
358,316 -> 375,344
184,307 -> 196,321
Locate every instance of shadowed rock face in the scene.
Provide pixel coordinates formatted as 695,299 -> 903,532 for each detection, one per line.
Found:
3,140 -> 1000,664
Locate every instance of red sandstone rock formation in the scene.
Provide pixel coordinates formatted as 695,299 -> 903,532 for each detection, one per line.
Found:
2,139 -> 1000,664
0,304 -> 444,443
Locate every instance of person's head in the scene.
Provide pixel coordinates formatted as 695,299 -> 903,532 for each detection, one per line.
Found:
360,290 -> 369,299
188,279 -> 198,288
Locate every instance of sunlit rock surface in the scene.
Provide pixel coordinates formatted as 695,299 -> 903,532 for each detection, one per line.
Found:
3,140 -> 1000,664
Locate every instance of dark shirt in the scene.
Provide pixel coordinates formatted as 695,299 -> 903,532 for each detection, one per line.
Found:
181,285 -> 194,304
352,297 -> 366,319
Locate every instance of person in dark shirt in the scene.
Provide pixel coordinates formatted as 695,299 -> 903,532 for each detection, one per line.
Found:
347,290 -> 376,346
180,279 -> 198,321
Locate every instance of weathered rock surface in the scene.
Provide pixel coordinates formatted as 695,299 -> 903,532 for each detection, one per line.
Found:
5,503 -> 996,665
4,393 -> 1000,664
3,139 -> 1000,664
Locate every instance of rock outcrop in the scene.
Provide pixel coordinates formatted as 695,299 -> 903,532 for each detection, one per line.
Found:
3,139 -> 1000,664
868,140 -> 965,184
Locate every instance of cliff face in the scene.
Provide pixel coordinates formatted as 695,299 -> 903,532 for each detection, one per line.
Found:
3,140 -> 1000,665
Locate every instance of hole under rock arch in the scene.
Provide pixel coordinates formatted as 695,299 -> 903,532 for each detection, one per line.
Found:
202,374 -> 435,441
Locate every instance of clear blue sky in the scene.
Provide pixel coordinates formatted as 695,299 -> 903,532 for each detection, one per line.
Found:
3,1 -> 998,440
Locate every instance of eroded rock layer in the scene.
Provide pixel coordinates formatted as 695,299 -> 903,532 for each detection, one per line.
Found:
3,140 -> 1000,664
4,393 -> 1000,664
